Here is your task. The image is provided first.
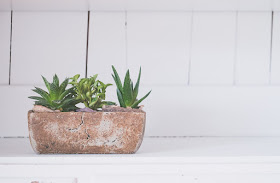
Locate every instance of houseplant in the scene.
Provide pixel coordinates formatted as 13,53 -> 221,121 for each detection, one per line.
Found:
28,67 -> 151,154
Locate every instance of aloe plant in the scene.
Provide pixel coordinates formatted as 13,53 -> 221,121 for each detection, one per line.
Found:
112,66 -> 151,109
70,74 -> 115,110
29,74 -> 79,112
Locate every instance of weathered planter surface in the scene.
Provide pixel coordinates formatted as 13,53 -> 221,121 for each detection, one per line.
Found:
28,111 -> 146,154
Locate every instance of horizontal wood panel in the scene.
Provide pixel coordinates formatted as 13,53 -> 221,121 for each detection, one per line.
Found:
2,85 -> 280,137
0,0 -> 278,11
143,86 -> 280,136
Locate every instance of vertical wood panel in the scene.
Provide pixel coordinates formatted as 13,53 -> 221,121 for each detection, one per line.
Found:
127,12 -> 192,85
0,12 -> 11,84
87,12 -> 126,84
235,12 -> 271,85
271,12 -> 280,84
190,12 -> 236,85
11,12 -> 88,85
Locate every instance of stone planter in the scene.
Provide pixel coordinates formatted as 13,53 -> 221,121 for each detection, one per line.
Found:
28,110 -> 146,154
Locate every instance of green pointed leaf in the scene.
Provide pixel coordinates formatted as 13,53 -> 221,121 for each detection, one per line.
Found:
123,70 -> 133,106
59,78 -> 69,94
53,74 -> 59,87
58,98 -> 78,108
28,96 -> 44,101
50,83 -> 59,99
133,67 -> 141,102
117,88 -> 126,107
32,87 -> 50,102
35,100 -> 51,108
112,66 -> 123,93
59,87 -> 75,100
41,76 -> 51,93
104,101 -> 116,105
131,90 -> 151,108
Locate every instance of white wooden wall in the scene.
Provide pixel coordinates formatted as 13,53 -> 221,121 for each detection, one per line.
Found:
1,11 -> 280,137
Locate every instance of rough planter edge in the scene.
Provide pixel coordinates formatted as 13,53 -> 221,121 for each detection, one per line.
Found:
28,110 -> 146,154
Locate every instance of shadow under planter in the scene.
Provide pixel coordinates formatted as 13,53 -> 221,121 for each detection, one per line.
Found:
28,111 -> 146,154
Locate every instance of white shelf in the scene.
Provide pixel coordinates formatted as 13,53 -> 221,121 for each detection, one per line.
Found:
1,0 -> 280,11
1,137 -> 280,165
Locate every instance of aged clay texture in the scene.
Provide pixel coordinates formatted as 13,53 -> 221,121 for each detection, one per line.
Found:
28,110 -> 146,154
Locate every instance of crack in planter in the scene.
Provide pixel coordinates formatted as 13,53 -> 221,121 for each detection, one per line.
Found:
85,129 -> 90,139
68,113 -> 85,132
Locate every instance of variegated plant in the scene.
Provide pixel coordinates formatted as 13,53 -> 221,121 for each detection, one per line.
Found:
112,66 -> 151,109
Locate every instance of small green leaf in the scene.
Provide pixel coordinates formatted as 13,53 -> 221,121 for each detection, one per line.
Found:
131,90 -> 151,108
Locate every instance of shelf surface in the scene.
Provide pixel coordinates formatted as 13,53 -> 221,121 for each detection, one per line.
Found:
0,137 -> 280,165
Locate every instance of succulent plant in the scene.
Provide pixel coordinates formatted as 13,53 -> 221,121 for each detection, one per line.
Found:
70,74 -> 115,110
112,66 -> 151,109
29,74 -> 79,112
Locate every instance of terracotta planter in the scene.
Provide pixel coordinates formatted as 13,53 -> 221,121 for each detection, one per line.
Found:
28,110 -> 146,154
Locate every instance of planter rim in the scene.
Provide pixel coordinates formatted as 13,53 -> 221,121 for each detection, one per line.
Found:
28,110 -> 145,114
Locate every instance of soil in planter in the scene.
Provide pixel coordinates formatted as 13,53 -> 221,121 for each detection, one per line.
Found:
101,105 -> 145,113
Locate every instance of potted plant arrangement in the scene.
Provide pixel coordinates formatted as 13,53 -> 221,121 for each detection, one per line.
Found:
28,66 -> 151,154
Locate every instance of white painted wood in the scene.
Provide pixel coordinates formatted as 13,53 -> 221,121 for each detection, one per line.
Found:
1,137 -> 280,164
0,86 -> 34,137
2,137 -> 280,183
189,12 -> 236,85
0,12 -> 11,85
87,12 -> 126,84
0,178 -> 76,183
0,0 -> 278,11
2,86 -> 280,137
143,86 -> 280,136
12,0 -> 88,11
235,12 -> 271,85
127,12 -> 192,85
271,12 -> 280,84
95,174 -> 280,183
2,164 -> 280,183
11,12 -> 87,85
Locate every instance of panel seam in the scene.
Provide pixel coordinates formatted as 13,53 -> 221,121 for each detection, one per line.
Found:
125,11 -> 128,70
233,11 -> 238,85
85,11 -> 90,78
8,11 -> 13,85
269,11 -> 274,84
187,11 -> 194,86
